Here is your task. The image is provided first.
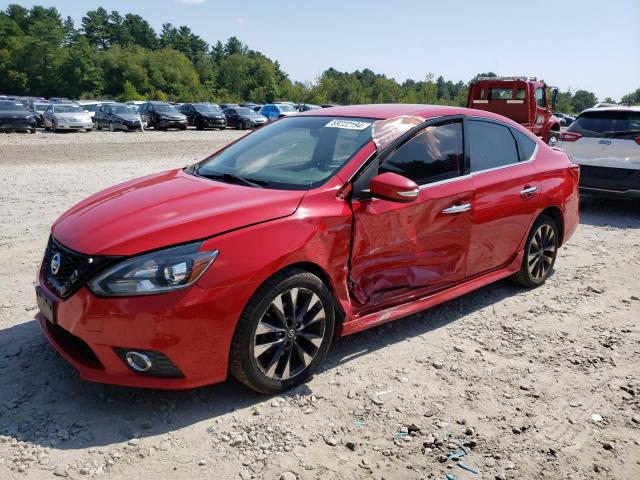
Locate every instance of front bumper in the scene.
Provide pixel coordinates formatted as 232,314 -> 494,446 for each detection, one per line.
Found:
114,121 -> 143,131
35,278 -> 259,389
56,122 -> 93,130
200,117 -> 227,128
158,119 -> 187,128
0,121 -> 35,131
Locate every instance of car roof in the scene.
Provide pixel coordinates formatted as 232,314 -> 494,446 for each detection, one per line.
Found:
579,105 -> 640,115
298,103 -> 516,122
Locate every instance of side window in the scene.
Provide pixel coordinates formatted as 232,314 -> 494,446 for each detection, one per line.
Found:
467,120 -> 519,171
535,88 -> 545,108
512,129 -> 537,161
379,122 -> 464,185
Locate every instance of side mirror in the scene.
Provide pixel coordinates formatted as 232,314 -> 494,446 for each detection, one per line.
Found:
369,172 -> 419,203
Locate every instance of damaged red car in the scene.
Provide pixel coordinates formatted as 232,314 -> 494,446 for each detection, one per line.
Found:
36,104 -> 579,394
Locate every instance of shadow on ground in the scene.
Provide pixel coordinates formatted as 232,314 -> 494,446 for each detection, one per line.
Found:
0,196 -> 635,450
0,278 -> 519,451
579,195 -> 640,229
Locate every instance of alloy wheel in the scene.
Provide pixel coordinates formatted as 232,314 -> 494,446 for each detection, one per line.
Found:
527,224 -> 557,280
253,287 -> 326,380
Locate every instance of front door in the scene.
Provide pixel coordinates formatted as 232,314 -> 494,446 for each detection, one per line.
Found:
349,119 -> 473,308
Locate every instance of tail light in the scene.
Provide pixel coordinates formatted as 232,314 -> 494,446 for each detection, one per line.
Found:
635,136 -> 640,145
559,132 -> 582,142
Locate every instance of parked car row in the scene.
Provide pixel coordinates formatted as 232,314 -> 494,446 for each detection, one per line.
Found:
0,94 -> 343,134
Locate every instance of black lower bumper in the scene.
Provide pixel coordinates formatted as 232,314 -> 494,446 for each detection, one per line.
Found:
579,165 -> 640,198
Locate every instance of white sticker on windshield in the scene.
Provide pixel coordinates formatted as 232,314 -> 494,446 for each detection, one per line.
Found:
325,119 -> 371,130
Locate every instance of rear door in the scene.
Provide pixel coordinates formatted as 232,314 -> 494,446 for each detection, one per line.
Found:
350,118 -> 473,307
466,119 -> 542,277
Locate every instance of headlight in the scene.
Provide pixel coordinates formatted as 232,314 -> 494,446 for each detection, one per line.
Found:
88,242 -> 218,297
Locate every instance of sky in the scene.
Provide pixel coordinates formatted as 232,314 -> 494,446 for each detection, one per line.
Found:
2,0 -> 639,100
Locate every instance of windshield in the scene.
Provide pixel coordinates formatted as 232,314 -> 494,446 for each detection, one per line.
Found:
113,105 -> 137,114
277,104 -> 296,112
193,116 -> 374,190
235,108 -> 255,115
82,104 -> 100,112
54,105 -> 84,113
154,104 -> 179,113
195,104 -> 221,113
33,103 -> 49,111
0,102 -> 28,112
568,110 -> 640,139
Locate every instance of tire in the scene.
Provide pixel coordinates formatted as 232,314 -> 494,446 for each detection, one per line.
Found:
511,214 -> 559,288
109,122 -> 114,132
230,268 -> 335,394
548,131 -> 559,146
30,128 -> 36,134
52,121 -> 57,133
180,125 -> 187,131
195,120 -> 204,131
96,121 -> 101,131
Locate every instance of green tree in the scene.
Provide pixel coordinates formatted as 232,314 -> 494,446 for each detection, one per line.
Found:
123,14 -> 157,50
571,89 -> 598,113
82,7 -> 109,48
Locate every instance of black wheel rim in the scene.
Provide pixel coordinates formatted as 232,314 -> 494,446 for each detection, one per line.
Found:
527,224 -> 557,280
253,287 -> 326,381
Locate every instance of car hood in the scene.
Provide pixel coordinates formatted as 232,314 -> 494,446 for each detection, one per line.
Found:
115,114 -> 141,122
52,169 -> 305,256
0,110 -> 32,118
157,113 -> 185,119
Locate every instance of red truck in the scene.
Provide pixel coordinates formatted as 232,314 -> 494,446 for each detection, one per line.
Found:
467,76 -> 561,145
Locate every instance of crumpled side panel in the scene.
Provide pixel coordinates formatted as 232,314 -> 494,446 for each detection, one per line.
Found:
371,115 -> 425,152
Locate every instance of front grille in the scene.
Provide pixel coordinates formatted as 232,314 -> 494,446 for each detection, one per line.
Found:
113,348 -> 185,378
43,236 -> 118,299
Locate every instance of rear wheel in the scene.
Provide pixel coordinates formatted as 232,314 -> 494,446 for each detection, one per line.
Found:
230,269 -> 335,394
52,121 -> 58,133
548,130 -> 559,146
511,215 -> 559,287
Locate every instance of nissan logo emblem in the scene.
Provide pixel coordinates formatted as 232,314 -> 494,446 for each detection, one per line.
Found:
50,252 -> 61,275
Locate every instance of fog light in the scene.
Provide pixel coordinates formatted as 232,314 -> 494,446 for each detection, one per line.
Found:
125,351 -> 152,372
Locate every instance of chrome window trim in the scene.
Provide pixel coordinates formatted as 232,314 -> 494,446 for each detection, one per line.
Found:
348,114 -> 541,195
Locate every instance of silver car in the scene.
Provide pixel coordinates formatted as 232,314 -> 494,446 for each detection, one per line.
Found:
43,104 -> 93,132
559,106 -> 640,198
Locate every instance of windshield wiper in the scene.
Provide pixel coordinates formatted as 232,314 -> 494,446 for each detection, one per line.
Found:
195,169 -> 266,188
603,129 -> 640,138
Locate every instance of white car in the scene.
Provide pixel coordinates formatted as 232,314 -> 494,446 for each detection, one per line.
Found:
43,103 -> 93,132
559,106 -> 640,198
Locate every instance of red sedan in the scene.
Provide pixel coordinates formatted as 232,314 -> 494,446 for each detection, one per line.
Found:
35,104 -> 579,394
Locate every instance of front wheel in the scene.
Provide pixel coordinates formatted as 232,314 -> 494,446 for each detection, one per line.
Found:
548,131 -> 559,146
230,269 -> 335,394
511,215 -> 559,288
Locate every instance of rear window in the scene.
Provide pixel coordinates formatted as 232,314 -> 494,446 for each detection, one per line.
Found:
568,111 -> 640,139
512,129 -> 537,161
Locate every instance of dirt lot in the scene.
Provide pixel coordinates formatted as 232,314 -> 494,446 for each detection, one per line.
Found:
0,129 -> 639,480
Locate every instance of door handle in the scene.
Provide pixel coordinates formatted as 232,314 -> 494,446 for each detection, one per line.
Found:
520,186 -> 538,196
442,203 -> 471,214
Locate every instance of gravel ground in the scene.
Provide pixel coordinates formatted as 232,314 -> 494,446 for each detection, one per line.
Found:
0,129 -> 639,480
